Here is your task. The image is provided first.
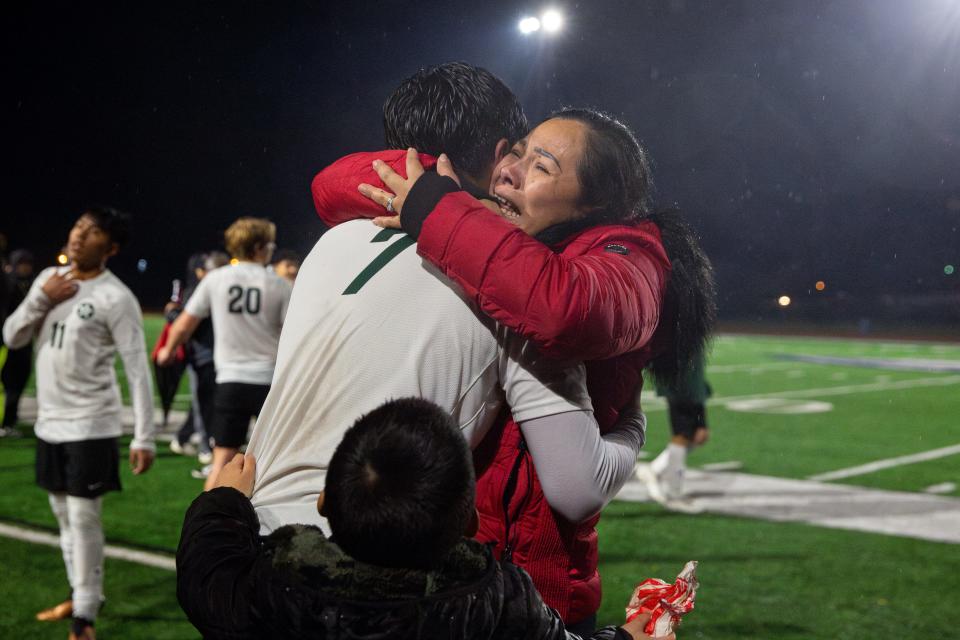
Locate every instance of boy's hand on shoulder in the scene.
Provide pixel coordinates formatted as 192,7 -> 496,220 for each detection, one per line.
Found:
213,453 -> 257,497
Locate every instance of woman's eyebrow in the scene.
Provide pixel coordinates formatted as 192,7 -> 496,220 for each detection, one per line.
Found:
533,146 -> 561,169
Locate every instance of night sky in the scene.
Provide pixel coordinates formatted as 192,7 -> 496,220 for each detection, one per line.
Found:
6,1 -> 959,323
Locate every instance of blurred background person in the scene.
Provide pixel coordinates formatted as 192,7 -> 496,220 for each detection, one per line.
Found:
1,249 -> 36,437
636,355 -> 712,512
2,207 -> 155,640
165,251 -> 228,468
157,218 -> 291,488
271,248 -> 301,284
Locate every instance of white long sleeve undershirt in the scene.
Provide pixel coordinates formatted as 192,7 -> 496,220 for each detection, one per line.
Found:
519,407 -> 646,523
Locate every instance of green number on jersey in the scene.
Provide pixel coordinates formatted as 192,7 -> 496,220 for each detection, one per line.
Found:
342,229 -> 415,295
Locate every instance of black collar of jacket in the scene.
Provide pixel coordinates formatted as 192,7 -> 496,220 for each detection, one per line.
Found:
266,524 -> 497,604
535,217 -> 599,249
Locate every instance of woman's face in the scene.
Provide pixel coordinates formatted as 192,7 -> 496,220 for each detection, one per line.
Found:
490,118 -> 588,237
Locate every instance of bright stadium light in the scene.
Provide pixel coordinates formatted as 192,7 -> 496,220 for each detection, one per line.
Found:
519,16 -> 541,34
778,295 -> 792,307
542,9 -> 563,32
57,253 -> 68,265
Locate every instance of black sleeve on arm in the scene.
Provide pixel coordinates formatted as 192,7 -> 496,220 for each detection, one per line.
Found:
176,487 -> 264,639
400,172 -> 461,239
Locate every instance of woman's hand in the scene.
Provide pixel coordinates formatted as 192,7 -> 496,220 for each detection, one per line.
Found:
358,149 -> 461,229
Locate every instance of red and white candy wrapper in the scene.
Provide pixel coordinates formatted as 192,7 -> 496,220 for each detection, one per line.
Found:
625,560 -> 698,637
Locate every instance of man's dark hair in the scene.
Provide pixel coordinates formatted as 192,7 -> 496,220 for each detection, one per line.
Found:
383,62 -> 528,180
324,398 -> 475,570
83,205 -> 131,249
272,248 -> 301,266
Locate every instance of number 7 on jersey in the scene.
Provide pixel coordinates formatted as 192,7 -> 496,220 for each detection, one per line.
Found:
342,229 -> 415,295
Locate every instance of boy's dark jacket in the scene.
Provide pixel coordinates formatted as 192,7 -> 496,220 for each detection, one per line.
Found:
177,488 -> 629,640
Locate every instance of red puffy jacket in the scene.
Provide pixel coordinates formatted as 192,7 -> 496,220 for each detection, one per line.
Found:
312,151 -> 672,623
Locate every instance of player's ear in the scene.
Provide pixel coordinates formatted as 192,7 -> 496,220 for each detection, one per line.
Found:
107,243 -> 119,259
316,490 -> 327,517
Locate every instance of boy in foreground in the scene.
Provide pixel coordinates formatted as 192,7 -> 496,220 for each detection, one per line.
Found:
177,398 -> 673,640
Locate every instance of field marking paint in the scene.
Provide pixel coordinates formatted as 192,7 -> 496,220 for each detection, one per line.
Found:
925,482 -> 958,495
725,398 -> 833,414
639,374 -> 960,413
707,362 -> 801,374
0,522 -> 176,570
776,354 -> 960,373
617,469 -> 960,544
807,443 -> 960,482
711,374 -> 960,406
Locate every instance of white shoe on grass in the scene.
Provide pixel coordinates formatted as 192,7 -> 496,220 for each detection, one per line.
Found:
190,464 -> 211,480
635,463 -> 668,504
170,439 -> 198,457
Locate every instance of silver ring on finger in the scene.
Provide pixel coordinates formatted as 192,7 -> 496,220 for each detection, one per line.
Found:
385,195 -> 395,213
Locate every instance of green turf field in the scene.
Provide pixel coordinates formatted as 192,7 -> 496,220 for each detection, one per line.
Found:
1,324 -> 958,638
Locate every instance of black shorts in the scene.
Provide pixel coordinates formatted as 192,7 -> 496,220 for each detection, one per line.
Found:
36,437 -> 121,498
210,382 -> 270,448
667,401 -> 707,439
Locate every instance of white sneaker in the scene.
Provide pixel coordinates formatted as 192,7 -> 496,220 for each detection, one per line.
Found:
190,464 -> 211,479
170,439 -> 198,457
197,451 -> 213,465
635,463 -> 668,505
662,496 -> 704,514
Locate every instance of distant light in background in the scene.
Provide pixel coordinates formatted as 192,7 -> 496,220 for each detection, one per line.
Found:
230,258 -> 239,266
815,280 -> 826,291
778,295 -> 792,307
541,9 -> 563,32
57,253 -> 68,265
946,265 -> 956,275
137,258 -> 148,273
519,16 -> 541,34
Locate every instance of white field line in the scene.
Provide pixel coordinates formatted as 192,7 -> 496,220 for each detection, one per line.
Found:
707,362 -> 803,374
0,522 -> 175,571
640,374 -> 960,412
808,443 -> 960,482
708,374 -> 960,405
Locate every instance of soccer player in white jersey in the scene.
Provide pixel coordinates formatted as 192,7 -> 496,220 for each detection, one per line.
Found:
3,207 -> 155,640
158,217 -> 291,489
246,63 -> 646,536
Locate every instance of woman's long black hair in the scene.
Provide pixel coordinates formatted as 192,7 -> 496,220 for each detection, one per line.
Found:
551,108 -> 718,387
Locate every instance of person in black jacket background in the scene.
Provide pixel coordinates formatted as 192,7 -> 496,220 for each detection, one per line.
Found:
1,249 -> 35,436
177,398 -> 673,640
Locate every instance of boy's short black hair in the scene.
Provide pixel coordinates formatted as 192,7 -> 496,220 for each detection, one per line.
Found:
324,398 -> 475,570
383,62 -> 528,180
83,205 -> 131,249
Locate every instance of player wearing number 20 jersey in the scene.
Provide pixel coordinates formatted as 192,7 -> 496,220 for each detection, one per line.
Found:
161,217 -> 293,490
247,219 -> 595,534
184,262 -> 291,386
